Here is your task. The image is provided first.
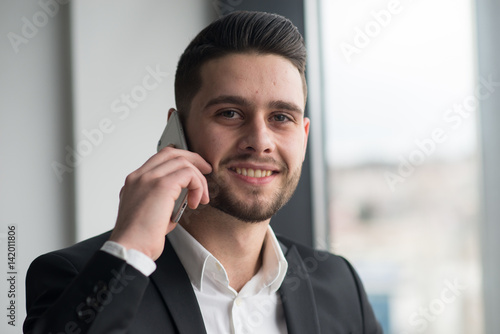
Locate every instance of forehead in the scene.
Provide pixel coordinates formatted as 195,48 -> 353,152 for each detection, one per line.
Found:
192,53 -> 305,110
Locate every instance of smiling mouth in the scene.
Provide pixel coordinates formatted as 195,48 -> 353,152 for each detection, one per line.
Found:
231,167 -> 274,178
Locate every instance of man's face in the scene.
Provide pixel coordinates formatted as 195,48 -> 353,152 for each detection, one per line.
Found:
184,53 -> 309,222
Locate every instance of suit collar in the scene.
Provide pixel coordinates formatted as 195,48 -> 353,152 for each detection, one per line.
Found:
279,242 -> 321,334
149,236 -> 320,334
150,238 -> 207,334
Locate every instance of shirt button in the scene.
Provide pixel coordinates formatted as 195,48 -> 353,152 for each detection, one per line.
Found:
235,297 -> 242,306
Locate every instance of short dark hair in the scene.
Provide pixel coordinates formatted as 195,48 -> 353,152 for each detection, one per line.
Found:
174,11 -> 307,114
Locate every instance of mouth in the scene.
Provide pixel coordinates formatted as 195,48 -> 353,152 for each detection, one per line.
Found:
230,167 -> 275,178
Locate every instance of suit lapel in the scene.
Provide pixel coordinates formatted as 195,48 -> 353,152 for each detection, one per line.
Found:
279,244 -> 321,334
150,239 -> 207,334
148,236 -> 321,334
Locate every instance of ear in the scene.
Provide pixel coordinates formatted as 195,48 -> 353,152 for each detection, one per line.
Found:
167,108 -> 176,121
302,117 -> 310,161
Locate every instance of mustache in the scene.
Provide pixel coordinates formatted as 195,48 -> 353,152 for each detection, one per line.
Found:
218,154 -> 287,171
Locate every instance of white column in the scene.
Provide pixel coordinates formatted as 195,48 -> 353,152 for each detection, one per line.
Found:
0,1 -> 75,331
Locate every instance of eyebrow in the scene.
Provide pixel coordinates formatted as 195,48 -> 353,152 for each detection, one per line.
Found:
204,95 -> 252,109
204,95 -> 304,114
268,100 -> 303,114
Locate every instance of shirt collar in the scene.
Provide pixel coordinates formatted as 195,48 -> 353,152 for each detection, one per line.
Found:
259,227 -> 289,293
167,223 -> 288,294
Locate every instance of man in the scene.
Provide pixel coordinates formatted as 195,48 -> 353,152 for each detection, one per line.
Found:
24,11 -> 382,334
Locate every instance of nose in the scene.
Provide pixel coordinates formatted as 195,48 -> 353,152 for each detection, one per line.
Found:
237,116 -> 275,154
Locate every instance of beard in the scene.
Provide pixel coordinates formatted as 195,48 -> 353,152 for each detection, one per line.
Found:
205,155 -> 303,222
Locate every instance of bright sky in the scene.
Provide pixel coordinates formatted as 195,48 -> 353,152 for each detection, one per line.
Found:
320,0 -> 477,166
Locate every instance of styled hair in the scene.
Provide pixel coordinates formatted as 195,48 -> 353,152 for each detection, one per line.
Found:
174,11 -> 307,114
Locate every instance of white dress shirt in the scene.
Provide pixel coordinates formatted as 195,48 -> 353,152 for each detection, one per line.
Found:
168,224 -> 289,334
101,224 -> 289,334
101,240 -> 157,276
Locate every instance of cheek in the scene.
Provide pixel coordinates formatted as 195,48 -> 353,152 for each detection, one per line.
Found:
282,136 -> 307,166
191,129 -> 227,163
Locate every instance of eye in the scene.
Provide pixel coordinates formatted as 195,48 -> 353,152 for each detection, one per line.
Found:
272,114 -> 293,122
219,110 -> 242,119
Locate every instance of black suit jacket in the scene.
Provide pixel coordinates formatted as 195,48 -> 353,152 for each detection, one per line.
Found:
24,231 -> 382,334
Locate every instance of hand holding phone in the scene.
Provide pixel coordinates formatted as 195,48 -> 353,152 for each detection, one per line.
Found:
157,110 -> 189,222
110,109 -> 210,260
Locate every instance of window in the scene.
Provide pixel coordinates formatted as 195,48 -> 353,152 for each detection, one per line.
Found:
319,0 -> 483,332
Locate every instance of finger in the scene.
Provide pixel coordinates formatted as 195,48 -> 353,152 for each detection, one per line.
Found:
164,148 -> 212,175
144,155 -> 208,192
144,155 -> 209,203
139,146 -> 212,176
166,166 -> 208,209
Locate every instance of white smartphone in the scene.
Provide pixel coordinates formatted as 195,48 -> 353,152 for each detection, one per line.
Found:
157,110 -> 189,223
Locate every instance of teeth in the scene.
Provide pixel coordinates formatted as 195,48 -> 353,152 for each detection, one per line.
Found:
233,168 -> 273,178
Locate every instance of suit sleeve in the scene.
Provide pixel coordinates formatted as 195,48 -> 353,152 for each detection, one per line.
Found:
24,250 -> 150,334
342,258 -> 384,334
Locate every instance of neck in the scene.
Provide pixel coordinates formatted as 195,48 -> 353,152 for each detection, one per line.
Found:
179,205 -> 270,292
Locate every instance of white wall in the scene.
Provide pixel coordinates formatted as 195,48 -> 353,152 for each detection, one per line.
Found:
1,1 -> 75,331
70,0 -> 213,240
0,1 -> 213,331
